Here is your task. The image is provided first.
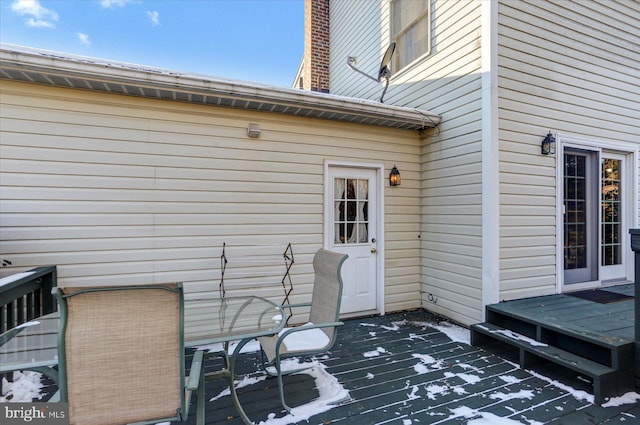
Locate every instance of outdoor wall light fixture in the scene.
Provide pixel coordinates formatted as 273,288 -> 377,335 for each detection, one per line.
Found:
247,123 -> 261,138
541,131 -> 556,155
389,165 -> 401,186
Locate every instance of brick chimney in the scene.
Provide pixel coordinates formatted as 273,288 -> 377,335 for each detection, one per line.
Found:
303,0 -> 330,93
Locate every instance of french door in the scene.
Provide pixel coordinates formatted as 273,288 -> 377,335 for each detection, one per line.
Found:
563,149 -> 629,288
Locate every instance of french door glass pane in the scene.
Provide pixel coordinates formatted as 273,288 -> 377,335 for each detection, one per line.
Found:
564,154 -> 587,270
601,158 -> 621,266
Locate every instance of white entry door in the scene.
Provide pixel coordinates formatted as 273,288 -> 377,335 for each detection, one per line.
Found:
326,166 -> 379,314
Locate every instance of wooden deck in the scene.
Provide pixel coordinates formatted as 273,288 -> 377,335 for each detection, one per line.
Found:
178,306 -> 638,424
33,294 -> 638,424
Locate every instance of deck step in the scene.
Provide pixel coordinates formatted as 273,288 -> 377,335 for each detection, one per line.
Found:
483,302 -> 635,376
471,322 -> 622,405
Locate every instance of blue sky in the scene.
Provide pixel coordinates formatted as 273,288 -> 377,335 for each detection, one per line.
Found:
0,0 -> 304,87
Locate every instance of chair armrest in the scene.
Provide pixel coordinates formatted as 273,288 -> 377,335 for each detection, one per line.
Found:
186,350 -> 205,391
279,302 -> 311,321
281,302 -> 312,309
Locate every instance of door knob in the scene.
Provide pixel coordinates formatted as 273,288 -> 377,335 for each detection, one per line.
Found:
371,248 -> 377,253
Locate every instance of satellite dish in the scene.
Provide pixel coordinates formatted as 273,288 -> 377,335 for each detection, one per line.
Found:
378,42 -> 396,80
347,42 -> 396,103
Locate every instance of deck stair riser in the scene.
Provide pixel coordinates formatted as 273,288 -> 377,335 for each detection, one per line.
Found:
471,304 -> 634,405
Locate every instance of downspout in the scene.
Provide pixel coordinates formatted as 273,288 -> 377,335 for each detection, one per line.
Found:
481,0 -> 500,317
628,229 -> 640,388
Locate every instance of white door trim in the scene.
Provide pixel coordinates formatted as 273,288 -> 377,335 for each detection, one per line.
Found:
480,0 -> 500,315
324,160 -> 385,315
555,133 -> 639,293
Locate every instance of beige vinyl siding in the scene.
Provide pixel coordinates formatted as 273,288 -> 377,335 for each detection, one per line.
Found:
0,81 -> 421,314
497,0 -> 640,299
417,0 -> 484,327
329,0 -> 484,326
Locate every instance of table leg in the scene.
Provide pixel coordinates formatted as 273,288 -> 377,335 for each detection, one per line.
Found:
203,338 -> 258,425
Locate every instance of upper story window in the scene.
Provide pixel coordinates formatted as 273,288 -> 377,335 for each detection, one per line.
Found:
391,0 -> 431,72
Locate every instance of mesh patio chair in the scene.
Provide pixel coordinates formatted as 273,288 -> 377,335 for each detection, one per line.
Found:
53,283 -> 205,425
258,249 -> 348,412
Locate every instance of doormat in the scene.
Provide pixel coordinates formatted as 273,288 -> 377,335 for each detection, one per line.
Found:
566,289 -> 633,304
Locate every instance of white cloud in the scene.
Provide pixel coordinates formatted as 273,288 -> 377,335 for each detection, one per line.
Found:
11,0 -> 58,28
99,0 -> 133,8
146,10 -> 159,26
76,33 -> 91,46
25,18 -> 54,28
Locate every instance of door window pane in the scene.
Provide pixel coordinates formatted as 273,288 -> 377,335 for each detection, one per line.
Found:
334,177 -> 369,245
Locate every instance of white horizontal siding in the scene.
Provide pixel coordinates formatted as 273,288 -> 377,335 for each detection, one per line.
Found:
329,0 -> 484,325
0,81 -> 422,315
417,0 -> 484,326
325,0 -> 637,325
497,0 -> 640,299
329,0 -> 389,98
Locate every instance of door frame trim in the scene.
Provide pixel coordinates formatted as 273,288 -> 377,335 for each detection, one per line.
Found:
555,133 -> 639,293
324,160 -> 385,315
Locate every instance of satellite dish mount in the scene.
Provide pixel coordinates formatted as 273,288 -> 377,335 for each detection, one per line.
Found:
347,42 -> 396,103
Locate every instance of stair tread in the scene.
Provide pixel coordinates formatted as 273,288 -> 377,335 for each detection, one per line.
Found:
471,323 -> 616,377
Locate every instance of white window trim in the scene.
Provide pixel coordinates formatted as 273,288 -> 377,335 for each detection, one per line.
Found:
555,133 -> 639,292
389,0 -> 432,76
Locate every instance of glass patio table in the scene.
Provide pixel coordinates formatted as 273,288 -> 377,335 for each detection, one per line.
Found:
184,294 -> 285,424
0,311 -> 61,384
0,294 -> 284,424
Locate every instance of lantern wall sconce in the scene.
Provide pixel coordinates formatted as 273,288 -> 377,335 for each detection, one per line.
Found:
389,165 -> 401,186
247,123 -> 261,138
541,131 -> 556,155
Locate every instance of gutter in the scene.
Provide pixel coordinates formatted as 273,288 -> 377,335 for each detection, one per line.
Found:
0,44 -> 441,131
